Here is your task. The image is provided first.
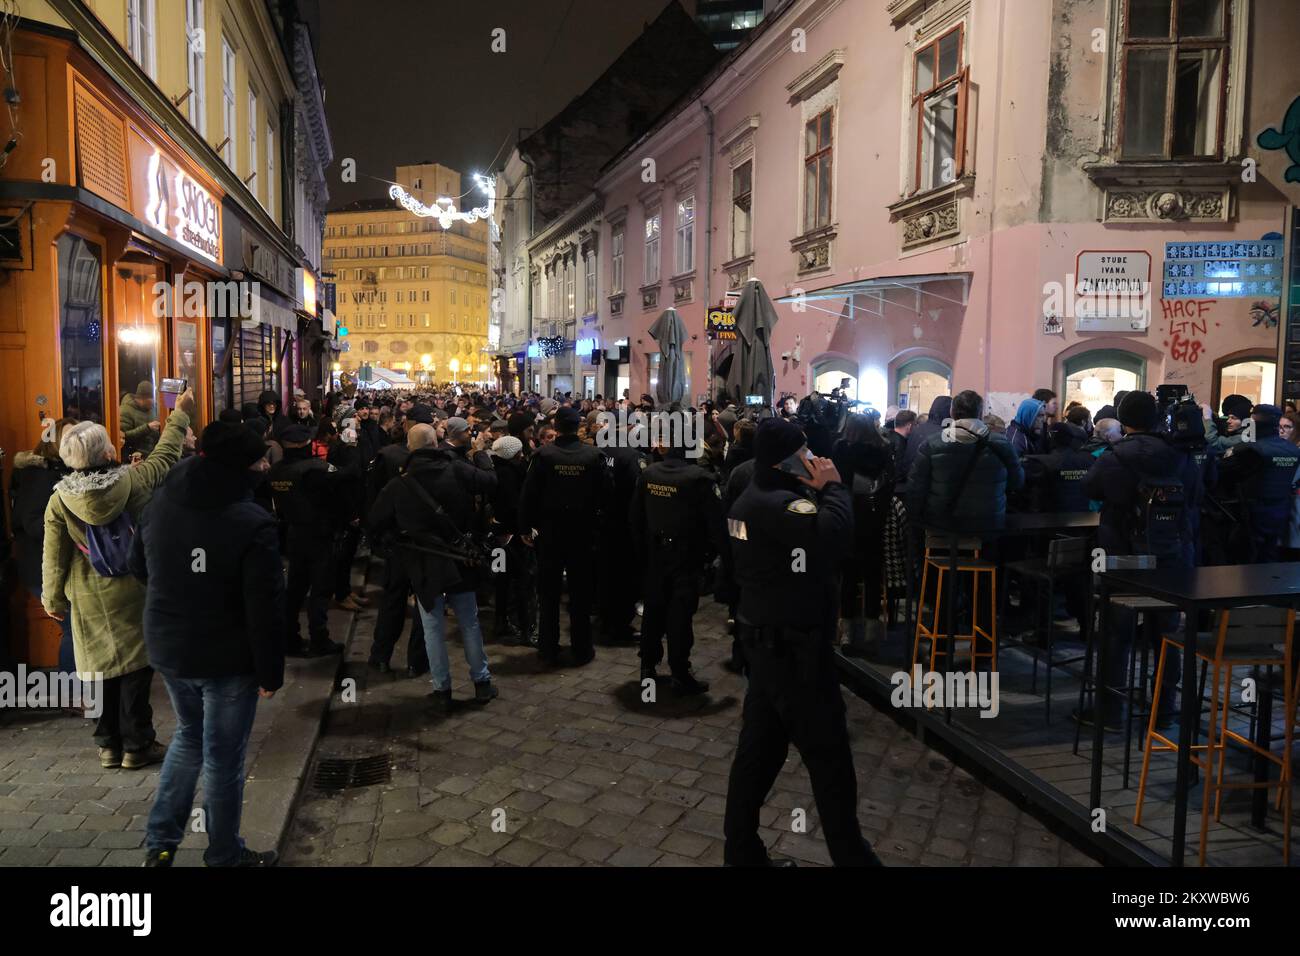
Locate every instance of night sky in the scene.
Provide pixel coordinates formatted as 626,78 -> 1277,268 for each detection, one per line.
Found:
315,0 -> 699,208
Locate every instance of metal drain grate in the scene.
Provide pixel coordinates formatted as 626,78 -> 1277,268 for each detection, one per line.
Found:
312,753 -> 392,792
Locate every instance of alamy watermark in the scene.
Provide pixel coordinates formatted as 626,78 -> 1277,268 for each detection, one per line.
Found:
890,665 -> 1000,719
595,409 -> 706,459
0,665 -> 102,718
150,278 -> 261,321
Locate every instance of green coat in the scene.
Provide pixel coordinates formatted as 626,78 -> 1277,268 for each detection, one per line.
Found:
119,392 -> 159,456
41,411 -> 190,679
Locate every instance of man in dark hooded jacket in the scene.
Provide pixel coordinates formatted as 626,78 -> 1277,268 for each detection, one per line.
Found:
256,390 -> 287,439
897,395 -> 952,495
907,390 -> 1023,532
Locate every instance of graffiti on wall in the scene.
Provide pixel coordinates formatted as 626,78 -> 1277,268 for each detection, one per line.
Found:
1160,299 -> 1216,365
1258,96 -> 1300,183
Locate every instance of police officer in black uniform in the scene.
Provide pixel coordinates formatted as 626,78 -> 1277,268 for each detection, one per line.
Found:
723,418 -> 883,867
1024,421 -> 1094,512
630,435 -> 724,695
268,424 -> 348,657
597,416 -> 645,645
1217,403 -> 1297,562
519,406 -> 611,667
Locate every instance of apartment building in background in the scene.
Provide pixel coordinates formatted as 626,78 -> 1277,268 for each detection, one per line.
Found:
324,164 -> 491,386
497,0 -> 1300,415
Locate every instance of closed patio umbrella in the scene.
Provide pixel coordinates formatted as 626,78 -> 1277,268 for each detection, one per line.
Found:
725,278 -> 779,407
648,307 -> 688,407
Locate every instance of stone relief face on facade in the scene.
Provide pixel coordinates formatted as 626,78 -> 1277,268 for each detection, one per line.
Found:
1104,188 -> 1228,223
901,199 -> 959,249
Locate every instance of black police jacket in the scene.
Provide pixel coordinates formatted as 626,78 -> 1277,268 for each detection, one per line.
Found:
519,434 -> 610,532
1024,445 -> 1094,513
268,453 -> 338,529
728,468 -> 853,634
600,443 -> 646,532
630,455 -> 724,556
1218,431 -> 1299,531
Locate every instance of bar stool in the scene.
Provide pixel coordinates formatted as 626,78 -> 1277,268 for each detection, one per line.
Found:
1002,535 -> 1090,721
1134,606 -> 1296,866
1072,556 -> 1169,780
911,533 -> 997,673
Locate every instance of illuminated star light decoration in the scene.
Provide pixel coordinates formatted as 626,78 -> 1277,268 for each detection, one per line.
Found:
389,173 -> 496,229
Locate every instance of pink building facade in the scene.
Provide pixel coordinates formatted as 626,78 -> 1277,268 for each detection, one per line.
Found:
579,0 -> 1300,418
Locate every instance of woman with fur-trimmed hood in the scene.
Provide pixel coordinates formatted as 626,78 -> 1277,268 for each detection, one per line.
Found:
41,390 -> 194,770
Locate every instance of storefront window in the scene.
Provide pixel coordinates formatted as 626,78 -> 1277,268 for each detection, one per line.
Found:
175,316 -> 202,426
211,319 -> 231,414
1063,350 -> 1145,416
114,260 -> 163,457
1216,358 -> 1276,409
896,359 -> 952,414
57,234 -> 105,423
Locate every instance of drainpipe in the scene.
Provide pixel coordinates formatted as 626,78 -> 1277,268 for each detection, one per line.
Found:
702,101 -> 715,403
524,158 -> 536,393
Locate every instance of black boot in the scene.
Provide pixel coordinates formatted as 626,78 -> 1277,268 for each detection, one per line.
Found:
428,689 -> 454,714
671,670 -> 710,697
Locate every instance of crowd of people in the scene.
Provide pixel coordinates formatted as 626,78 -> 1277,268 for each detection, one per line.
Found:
7,370 -> 1298,867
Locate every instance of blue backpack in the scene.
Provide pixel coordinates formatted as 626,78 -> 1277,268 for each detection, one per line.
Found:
77,510 -> 137,578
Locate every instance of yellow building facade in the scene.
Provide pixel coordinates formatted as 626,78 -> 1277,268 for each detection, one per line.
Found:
324,164 -> 490,385
25,0 -> 297,231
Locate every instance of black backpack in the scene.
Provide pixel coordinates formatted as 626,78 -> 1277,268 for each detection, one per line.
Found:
1119,454 -> 1188,562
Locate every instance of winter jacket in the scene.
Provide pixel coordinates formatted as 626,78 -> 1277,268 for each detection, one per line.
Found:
1023,423 -> 1093,513
489,455 -> 528,536
129,456 -> 285,692
41,410 -> 190,678
906,418 -> 1024,531
256,390 -> 288,439
9,452 -> 70,595
831,439 -> 894,544
1082,431 -> 1201,560
898,395 -> 952,494
722,441 -> 753,482
1005,398 -> 1045,459
119,393 -> 159,457
368,444 -> 497,604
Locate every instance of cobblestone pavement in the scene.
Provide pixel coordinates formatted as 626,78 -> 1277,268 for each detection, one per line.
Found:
283,577 -> 1099,868
0,610 -> 350,867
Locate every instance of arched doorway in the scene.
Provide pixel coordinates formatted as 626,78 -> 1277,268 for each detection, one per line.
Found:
895,358 -> 951,414
1212,351 -> 1276,411
811,355 -> 860,401
1062,349 -> 1146,417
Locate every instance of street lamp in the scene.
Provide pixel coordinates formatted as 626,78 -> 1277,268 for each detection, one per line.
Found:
449,357 -> 459,384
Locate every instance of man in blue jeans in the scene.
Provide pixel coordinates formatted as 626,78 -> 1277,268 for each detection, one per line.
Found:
130,420 -> 285,867
370,417 -> 498,713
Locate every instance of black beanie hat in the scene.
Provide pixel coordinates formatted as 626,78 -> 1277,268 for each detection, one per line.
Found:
1118,391 -> 1159,431
1222,393 -> 1253,420
754,417 -> 806,466
201,421 -> 268,469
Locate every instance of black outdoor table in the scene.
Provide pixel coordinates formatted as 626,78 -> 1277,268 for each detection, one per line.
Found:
1090,563 -> 1300,866
921,512 -> 1098,679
